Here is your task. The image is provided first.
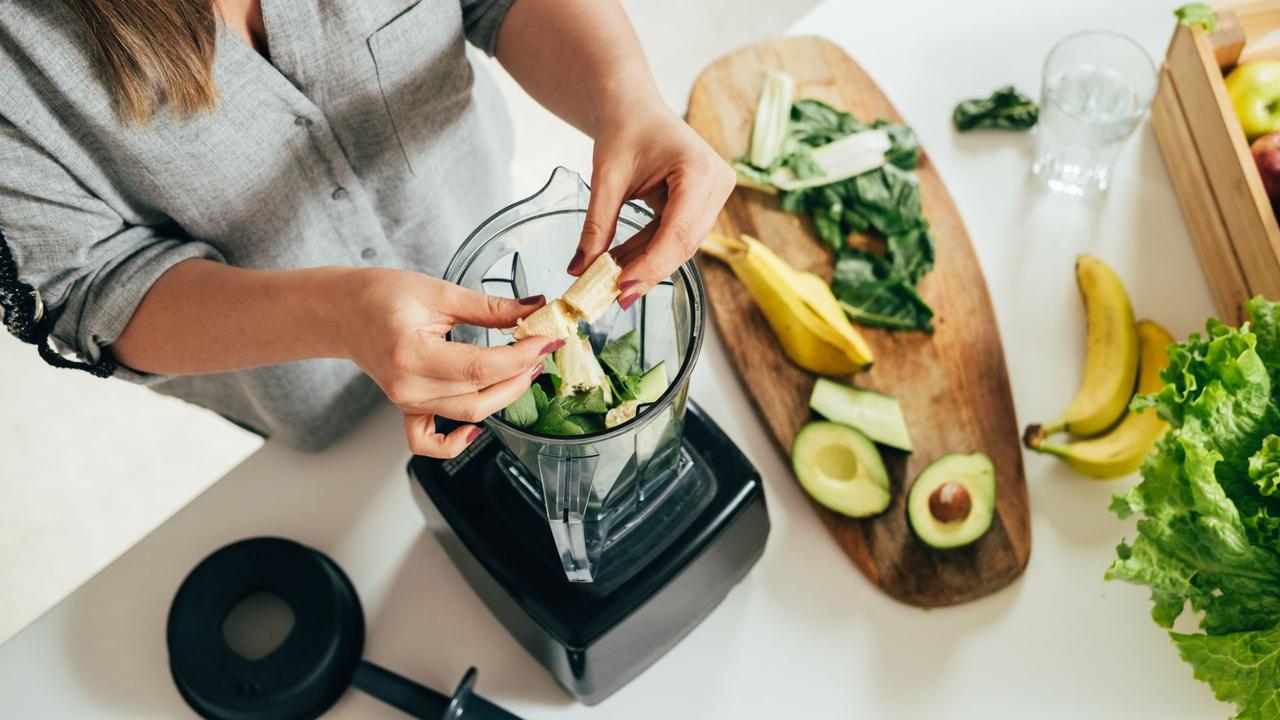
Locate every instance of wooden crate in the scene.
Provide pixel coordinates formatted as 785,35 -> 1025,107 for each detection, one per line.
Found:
1152,1 -> 1280,324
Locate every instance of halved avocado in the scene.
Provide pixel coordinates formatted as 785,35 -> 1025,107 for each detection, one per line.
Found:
791,421 -> 890,517
907,453 -> 995,549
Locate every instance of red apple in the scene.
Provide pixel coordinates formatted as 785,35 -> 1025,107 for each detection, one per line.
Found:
1251,131 -> 1280,204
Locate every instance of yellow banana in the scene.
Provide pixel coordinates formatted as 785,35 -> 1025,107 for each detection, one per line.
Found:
1028,255 -> 1138,439
738,235 -> 876,366
1026,320 -> 1173,479
514,253 -> 620,339
701,233 -> 873,375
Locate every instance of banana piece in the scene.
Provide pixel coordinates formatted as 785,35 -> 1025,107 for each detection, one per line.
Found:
700,233 -> 873,375
513,253 -> 621,340
605,399 -> 639,429
554,334 -> 613,404
513,299 -> 581,340
562,252 -> 622,322
1025,320 -> 1173,479
1029,255 -> 1138,438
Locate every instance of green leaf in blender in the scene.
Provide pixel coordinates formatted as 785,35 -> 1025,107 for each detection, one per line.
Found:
1174,3 -> 1216,31
951,86 -> 1039,131
503,383 -> 543,428
532,397 -> 585,436
569,413 -> 607,434
541,354 -> 562,393
560,387 -> 610,415
598,330 -> 643,378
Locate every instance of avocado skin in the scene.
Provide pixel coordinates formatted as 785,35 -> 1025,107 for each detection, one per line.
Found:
906,452 -> 996,550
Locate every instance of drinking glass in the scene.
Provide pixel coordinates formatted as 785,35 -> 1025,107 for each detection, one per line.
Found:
1032,31 -> 1156,196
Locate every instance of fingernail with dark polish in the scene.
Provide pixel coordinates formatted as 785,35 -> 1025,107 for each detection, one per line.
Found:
518,294 -> 545,305
541,339 -> 566,355
529,364 -> 543,380
618,294 -> 639,311
566,250 -> 585,274
618,280 -> 641,292
466,426 -> 482,443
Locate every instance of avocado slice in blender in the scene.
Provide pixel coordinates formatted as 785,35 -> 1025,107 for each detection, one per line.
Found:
907,452 -> 996,549
809,378 -> 912,452
635,361 -> 668,404
791,421 -> 890,517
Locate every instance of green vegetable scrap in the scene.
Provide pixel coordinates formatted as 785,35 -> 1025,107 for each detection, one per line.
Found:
502,330 -> 667,437
1106,297 -> 1280,718
1174,2 -> 1217,31
735,88 -> 935,332
952,86 -> 1039,132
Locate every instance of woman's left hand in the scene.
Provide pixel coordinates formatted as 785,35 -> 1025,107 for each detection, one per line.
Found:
568,106 -> 736,309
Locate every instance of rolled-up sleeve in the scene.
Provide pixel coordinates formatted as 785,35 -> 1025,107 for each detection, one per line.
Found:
460,0 -> 516,55
0,117 -> 223,382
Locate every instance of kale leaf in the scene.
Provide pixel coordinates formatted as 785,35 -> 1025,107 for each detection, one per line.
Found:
952,86 -> 1039,132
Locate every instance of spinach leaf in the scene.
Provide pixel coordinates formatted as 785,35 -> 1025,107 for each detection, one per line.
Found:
952,86 -> 1039,131
532,397 -> 584,436
873,119 -> 921,170
598,330 -> 642,378
852,165 -> 925,237
503,384 -> 541,427
887,228 -> 935,285
834,279 -> 934,332
1174,2 -> 1216,30
540,355 -> 561,393
560,387 -> 609,415
834,255 -> 882,286
733,159 -> 774,188
569,413 -> 606,434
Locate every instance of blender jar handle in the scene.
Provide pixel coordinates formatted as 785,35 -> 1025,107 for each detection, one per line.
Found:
536,449 -> 599,582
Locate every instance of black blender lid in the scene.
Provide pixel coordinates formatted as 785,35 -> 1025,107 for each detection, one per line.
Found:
166,537 -> 523,720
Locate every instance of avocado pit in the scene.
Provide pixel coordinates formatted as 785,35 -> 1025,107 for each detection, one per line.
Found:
928,481 -> 972,523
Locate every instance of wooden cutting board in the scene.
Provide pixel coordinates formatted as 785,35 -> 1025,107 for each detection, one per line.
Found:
687,36 -> 1030,607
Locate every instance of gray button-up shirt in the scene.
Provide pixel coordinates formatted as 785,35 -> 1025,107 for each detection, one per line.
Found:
0,0 -> 516,450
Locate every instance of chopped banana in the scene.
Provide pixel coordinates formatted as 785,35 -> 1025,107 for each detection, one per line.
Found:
513,299 -> 581,340
605,400 -> 639,429
561,253 -> 621,322
554,335 -> 613,404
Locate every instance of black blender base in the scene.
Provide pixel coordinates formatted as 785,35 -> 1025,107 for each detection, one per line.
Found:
408,403 -> 770,705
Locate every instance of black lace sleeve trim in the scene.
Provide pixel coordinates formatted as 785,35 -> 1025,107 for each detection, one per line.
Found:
0,227 -> 116,378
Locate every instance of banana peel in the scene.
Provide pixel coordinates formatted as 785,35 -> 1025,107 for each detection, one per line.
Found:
1026,320 -> 1173,479
701,233 -> 873,375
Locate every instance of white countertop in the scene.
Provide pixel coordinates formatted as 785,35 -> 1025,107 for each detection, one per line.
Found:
0,0 -> 1234,717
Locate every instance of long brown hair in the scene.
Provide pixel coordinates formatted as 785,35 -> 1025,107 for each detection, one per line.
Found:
62,0 -> 219,124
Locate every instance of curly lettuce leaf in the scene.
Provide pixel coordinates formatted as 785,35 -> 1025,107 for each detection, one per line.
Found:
1108,298 -> 1280,716
1173,627 -> 1280,718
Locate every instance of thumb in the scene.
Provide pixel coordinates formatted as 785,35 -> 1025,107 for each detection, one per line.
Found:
571,169 -> 627,276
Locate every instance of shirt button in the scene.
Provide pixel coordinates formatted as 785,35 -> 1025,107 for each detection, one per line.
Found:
294,116 -> 311,127
331,187 -> 349,201
361,247 -> 377,260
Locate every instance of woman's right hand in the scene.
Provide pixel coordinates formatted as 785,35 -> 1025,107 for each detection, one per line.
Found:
337,268 -> 562,458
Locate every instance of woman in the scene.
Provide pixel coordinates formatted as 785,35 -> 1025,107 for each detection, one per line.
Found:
0,0 -> 734,456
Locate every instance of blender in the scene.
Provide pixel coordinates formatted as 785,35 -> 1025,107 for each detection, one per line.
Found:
408,168 -> 770,705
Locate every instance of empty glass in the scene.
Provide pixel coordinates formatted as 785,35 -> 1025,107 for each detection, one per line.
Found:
1033,31 -> 1156,196
444,167 -> 706,583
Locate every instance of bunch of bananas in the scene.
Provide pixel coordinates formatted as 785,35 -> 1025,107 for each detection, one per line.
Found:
700,233 -> 874,375
1023,256 -> 1173,479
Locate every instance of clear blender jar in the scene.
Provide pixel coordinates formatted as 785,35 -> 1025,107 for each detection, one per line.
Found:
443,167 -> 706,584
